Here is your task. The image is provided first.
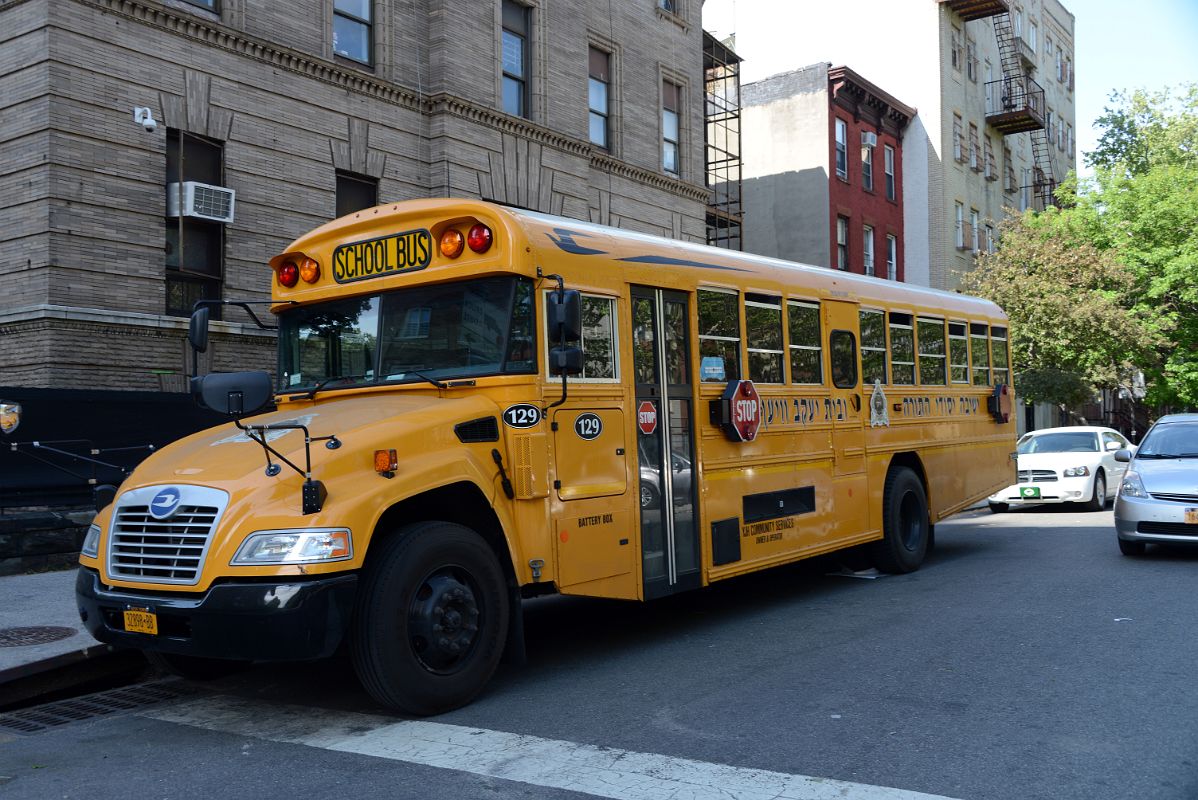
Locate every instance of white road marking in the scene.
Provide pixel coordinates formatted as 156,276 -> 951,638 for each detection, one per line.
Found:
144,695 -> 960,800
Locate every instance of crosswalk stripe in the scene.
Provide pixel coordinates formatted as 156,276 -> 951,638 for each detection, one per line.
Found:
144,695 -> 960,800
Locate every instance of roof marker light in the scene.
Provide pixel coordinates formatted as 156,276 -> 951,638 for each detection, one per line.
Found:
440,229 -> 465,258
467,223 -> 493,254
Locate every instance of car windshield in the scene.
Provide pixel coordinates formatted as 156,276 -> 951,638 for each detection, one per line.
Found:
1136,422 -> 1198,458
278,276 -> 536,391
1017,431 -> 1099,454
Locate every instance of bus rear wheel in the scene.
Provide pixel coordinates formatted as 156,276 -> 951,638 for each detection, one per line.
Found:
870,466 -> 930,574
351,520 -> 509,716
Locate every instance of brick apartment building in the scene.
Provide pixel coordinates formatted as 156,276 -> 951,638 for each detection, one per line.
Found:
740,64 -> 914,280
1,0 -> 713,393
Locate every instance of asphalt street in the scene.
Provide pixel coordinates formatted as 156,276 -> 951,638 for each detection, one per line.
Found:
2,505 -> 1195,800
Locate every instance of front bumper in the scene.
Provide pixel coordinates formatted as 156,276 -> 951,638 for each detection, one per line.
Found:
989,476 -> 1093,506
75,567 -> 358,662
1115,494 -> 1198,543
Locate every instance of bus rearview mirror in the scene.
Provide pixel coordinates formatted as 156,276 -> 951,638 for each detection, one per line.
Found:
190,370 -> 272,417
547,290 -> 582,343
188,307 -> 210,353
548,346 -> 583,376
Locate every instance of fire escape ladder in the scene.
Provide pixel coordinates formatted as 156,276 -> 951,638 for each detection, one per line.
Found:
1028,126 -> 1056,208
988,10 -> 1054,209
991,12 -> 1021,82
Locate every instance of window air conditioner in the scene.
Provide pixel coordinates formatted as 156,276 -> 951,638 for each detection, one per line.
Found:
860,131 -> 878,148
166,182 -> 236,224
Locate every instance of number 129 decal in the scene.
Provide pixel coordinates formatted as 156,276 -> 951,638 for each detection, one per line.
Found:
502,404 -> 542,428
574,412 -> 602,440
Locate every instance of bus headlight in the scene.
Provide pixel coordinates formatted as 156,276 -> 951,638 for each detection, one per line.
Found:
81,524 -> 101,558
231,528 -> 352,565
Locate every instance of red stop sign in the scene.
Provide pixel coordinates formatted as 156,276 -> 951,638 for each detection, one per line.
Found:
728,380 -> 761,442
637,400 -> 658,435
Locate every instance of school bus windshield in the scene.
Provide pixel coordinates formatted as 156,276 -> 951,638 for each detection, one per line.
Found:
277,275 -> 536,391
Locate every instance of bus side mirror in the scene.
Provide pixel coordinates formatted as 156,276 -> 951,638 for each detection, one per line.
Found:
548,346 -> 583,376
1114,448 -> 1132,463
547,290 -> 582,343
188,307 -> 210,353
190,371 -> 272,417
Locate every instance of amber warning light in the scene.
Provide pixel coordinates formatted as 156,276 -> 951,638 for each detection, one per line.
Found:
277,256 -> 320,287
374,449 -> 398,477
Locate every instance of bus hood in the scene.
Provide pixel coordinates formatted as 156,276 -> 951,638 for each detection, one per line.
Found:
118,392 -> 504,493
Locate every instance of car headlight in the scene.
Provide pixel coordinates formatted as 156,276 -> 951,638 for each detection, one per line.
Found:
81,524 -> 101,558
1062,466 -> 1091,477
1119,471 -> 1148,498
231,528 -> 352,565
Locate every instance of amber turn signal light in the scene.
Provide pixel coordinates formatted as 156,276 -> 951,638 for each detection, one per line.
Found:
374,449 -> 398,474
298,257 -> 320,283
440,229 -> 465,258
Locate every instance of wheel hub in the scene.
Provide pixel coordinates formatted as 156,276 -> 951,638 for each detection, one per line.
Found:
408,571 -> 481,673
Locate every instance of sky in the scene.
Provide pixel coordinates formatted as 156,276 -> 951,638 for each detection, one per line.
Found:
702,0 -> 1198,176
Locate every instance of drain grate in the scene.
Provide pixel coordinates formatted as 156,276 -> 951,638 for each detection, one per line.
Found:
0,626 -> 78,647
0,680 -> 198,735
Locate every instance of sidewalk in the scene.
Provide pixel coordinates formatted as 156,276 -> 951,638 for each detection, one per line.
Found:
0,567 -> 117,686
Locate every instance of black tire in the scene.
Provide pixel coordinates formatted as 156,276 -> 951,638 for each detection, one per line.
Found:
988,502 -> 1009,514
144,651 -> 247,680
1118,538 -> 1146,556
870,466 -> 930,574
351,521 -> 509,716
1083,471 -> 1106,512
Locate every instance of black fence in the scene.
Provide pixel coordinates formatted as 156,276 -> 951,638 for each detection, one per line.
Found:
0,387 -> 228,509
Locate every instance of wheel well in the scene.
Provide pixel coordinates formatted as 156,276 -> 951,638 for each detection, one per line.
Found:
370,482 -> 517,588
887,451 -> 929,498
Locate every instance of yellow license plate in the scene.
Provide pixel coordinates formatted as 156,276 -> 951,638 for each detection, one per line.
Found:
1186,508 -> 1198,525
124,608 -> 158,635
331,228 -> 432,284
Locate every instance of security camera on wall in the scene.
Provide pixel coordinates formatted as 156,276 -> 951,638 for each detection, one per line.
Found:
133,107 -> 158,133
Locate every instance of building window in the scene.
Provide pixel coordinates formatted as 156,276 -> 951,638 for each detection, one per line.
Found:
835,118 -> 848,180
697,289 -> 740,382
836,216 -> 849,269
966,38 -> 978,82
165,129 -> 224,318
953,114 -> 964,163
886,234 -> 897,280
970,209 -> 980,253
1014,8 -> 1023,40
969,123 -> 980,171
955,202 -> 965,249
788,301 -> 822,384
501,0 -> 530,118
1028,20 -> 1037,51
336,171 -> 378,217
1046,34 -> 1053,60
984,135 -> 996,180
862,138 -> 874,191
745,294 -> 784,384
662,80 -> 680,175
884,145 -> 895,201
1004,143 -> 1016,194
863,225 -> 875,276
951,25 -> 962,71
181,0 -> 218,10
984,61 -> 993,110
985,224 -> 995,254
1066,123 -> 1073,154
333,0 -> 372,65
658,0 -> 676,12
588,47 -> 611,150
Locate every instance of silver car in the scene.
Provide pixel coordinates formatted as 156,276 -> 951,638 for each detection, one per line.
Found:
1114,413 -> 1198,555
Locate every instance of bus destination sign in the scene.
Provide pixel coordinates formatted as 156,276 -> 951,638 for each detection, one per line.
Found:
331,228 -> 433,284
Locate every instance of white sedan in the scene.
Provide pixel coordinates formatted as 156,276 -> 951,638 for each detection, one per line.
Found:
988,426 -> 1134,513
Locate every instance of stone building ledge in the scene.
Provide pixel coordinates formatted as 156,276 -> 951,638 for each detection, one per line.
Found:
0,305 -> 276,338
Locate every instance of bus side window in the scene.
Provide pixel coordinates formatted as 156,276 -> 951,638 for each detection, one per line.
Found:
991,325 -> 1009,385
830,330 -> 858,389
579,295 -> 617,380
970,322 -> 990,385
889,312 -> 915,385
788,301 -> 822,384
949,321 -> 969,383
917,317 -> 947,385
745,293 -> 784,383
859,308 -> 886,386
697,289 -> 741,382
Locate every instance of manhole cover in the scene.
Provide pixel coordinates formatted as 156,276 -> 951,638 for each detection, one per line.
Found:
0,626 -> 78,647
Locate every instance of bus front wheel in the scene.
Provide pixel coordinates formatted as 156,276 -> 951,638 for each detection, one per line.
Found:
870,466 -> 930,574
351,520 -> 509,716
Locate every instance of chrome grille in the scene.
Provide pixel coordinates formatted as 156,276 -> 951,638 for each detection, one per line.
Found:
1149,493 -> 1198,503
1018,469 -> 1058,483
105,485 -> 228,586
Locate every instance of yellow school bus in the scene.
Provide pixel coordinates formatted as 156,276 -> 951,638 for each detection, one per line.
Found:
77,198 -> 1016,715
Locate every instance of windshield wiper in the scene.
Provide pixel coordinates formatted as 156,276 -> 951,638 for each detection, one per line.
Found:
1136,452 -> 1195,459
298,374 -> 370,399
405,371 -> 448,389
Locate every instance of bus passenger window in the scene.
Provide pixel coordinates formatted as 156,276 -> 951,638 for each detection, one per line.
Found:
889,313 -> 915,385
697,289 -> 741,382
788,301 -> 822,384
830,330 -> 858,389
970,322 -> 990,385
859,309 -> 886,385
917,317 -> 947,385
949,321 -> 969,383
991,325 -> 1009,385
579,295 -> 617,380
745,293 -> 783,383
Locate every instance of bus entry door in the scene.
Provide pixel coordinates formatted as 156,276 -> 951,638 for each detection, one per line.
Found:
823,300 -> 869,534
631,287 -> 700,600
